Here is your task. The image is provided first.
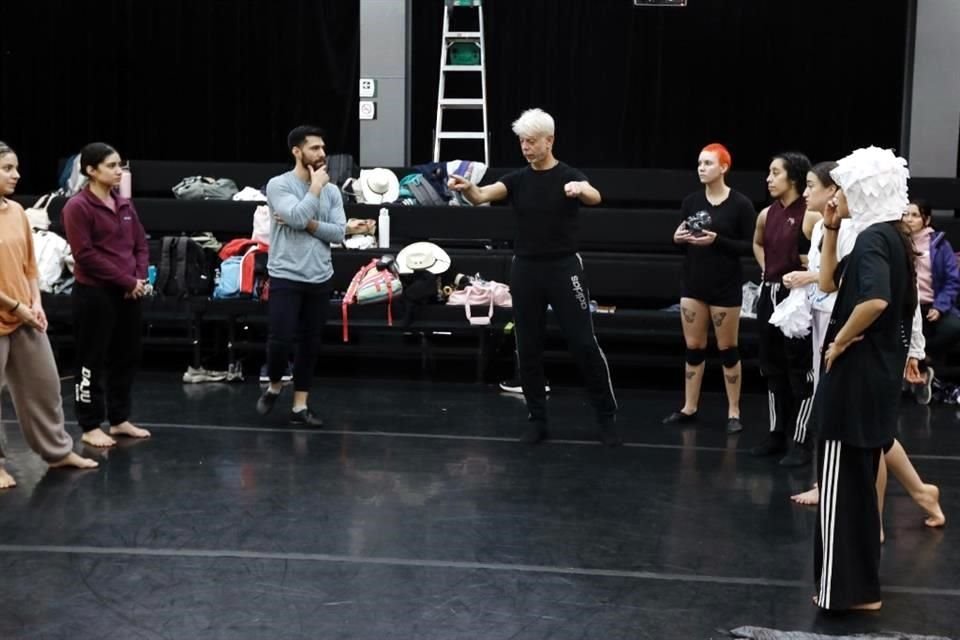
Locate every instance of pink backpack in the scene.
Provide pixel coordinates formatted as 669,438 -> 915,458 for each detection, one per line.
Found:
341,259 -> 402,342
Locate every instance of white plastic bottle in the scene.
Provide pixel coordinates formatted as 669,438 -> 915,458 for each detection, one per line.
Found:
378,207 -> 390,248
119,165 -> 133,198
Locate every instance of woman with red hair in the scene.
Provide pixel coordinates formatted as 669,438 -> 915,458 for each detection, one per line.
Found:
665,143 -> 757,433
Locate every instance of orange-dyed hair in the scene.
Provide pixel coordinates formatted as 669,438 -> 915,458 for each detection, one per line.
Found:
701,143 -> 732,170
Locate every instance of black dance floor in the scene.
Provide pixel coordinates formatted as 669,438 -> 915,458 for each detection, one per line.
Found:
1,374 -> 958,639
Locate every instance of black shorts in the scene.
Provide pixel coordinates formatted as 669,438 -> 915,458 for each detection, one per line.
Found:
681,281 -> 742,308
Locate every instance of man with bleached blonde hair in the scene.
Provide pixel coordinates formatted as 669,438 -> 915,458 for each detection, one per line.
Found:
449,108 -> 619,446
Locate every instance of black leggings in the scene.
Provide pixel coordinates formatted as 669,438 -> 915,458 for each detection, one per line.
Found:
266,277 -> 331,392
72,283 -> 142,431
511,255 -> 617,423
757,281 -> 814,444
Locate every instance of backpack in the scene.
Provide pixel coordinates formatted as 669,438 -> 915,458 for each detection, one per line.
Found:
402,173 -> 448,206
341,258 -> 403,342
57,154 -> 86,196
212,256 -> 244,299
412,161 -> 451,200
326,153 -> 358,186
172,176 -> 239,200
155,236 -> 217,297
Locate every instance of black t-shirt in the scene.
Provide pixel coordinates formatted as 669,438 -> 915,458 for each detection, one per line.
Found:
499,161 -> 588,257
812,222 -> 913,448
678,189 -> 757,295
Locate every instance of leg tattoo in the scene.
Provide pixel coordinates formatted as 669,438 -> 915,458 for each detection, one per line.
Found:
682,307 -> 696,324
725,373 -> 739,384
712,311 -> 727,328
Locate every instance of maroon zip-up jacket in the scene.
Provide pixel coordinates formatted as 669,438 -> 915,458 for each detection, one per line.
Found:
62,188 -> 149,291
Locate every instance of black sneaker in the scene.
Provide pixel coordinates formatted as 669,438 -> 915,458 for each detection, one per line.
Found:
750,434 -> 787,457
726,417 -> 744,434
779,446 -> 812,467
256,389 -> 281,415
290,407 -> 323,427
598,417 -> 622,447
662,410 -> 698,425
499,378 -> 551,394
520,420 -> 549,445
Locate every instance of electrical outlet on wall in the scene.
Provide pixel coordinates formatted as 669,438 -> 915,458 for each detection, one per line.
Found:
359,78 -> 376,98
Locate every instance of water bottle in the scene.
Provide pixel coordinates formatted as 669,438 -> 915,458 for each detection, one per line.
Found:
147,265 -> 157,285
378,207 -> 390,248
119,164 -> 132,198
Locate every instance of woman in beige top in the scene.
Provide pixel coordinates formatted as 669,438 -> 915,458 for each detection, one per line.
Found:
0,141 -> 97,489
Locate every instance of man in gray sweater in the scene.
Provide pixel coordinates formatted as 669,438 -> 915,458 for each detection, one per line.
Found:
256,125 -> 346,425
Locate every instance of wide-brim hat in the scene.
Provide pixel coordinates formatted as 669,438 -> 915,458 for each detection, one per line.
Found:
396,241 -> 451,275
359,168 -> 400,204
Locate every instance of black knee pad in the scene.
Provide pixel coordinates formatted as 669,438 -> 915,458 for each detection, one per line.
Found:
685,348 -> 707,366
719,347 -> 741,369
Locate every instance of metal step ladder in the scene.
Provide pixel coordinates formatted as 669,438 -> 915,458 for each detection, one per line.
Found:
432,0 -> 489,164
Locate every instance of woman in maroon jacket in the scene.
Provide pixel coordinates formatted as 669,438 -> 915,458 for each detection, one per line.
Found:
62,142 -> 151,448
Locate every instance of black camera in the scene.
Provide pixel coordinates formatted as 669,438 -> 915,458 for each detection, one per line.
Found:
685,210 -> 712,236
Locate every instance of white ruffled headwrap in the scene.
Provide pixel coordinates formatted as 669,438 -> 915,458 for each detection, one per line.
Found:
829,146 -> 909,233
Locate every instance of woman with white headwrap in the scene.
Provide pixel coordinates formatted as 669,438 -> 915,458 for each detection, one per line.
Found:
786,166 -> 944,539
809,147 -> 915,611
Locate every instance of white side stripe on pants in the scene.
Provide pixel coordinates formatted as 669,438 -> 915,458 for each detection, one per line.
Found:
768,391 -> 776,432
794,394 -> 814,443
577,253 -> 618,411
819,440 -> 842,609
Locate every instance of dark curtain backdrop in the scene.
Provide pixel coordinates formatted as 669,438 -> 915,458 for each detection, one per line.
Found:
0,0 -> 359,194
2,1 -> 910,193
411,0 -> 910,170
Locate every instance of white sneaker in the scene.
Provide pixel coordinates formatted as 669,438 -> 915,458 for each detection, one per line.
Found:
498,378 -> 550,394
259,364 -> 293,383
182,366 -> 227,383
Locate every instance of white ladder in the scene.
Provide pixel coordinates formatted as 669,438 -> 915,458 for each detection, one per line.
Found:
432,0 -> 489,164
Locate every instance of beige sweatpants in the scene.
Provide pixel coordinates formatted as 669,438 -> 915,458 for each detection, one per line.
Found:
0,326 -> 74,462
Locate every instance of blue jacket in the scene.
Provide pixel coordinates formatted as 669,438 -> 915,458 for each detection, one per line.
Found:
929,231 -> 960,316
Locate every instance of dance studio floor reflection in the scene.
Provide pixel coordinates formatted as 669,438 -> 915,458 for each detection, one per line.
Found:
1,374 -> 957,639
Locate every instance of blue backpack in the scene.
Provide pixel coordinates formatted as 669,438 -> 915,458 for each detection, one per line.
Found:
213,256 -> 244,299
57,153 -> 85,196
399,173 -> 447,206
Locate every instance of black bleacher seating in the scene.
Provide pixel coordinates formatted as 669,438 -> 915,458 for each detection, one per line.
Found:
15,161 -> 960,381
129,160 -> 288,197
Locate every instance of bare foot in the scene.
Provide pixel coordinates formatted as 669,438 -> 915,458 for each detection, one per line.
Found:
791,486 -> 820,505
916,483 -> 946,528
82,430 -> 117,448
0,466 -> 16,489
109,422 -> 151,439
48,452 -> 99,470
